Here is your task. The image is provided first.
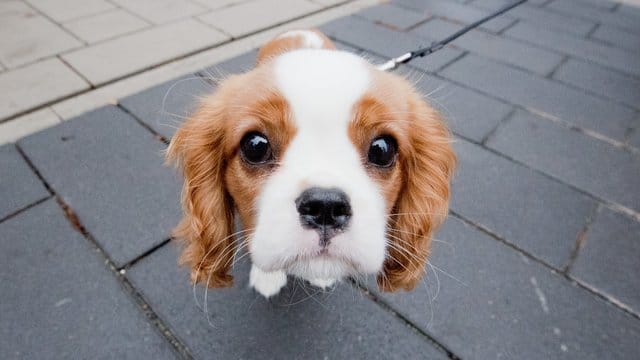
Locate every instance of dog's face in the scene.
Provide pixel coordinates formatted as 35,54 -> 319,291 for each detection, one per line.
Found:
168,31 -> 455,292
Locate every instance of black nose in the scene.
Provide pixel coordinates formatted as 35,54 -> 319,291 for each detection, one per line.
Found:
296,187 -> 352,240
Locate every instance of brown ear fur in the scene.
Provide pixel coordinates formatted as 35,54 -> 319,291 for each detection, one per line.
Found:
378,97 -> 456,292
166,95 -> 236,288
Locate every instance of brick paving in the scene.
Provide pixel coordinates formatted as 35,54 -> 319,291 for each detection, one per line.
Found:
0,0 -> 356,139
2,0 -> 640,358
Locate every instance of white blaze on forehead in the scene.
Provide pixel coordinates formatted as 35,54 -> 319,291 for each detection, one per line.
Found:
275,49 -> 370,188
274,49 -> 371,187
274,49 -> 370,125
251,49 -> 387,278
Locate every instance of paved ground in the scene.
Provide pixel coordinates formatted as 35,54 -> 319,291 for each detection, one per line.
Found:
0,0 -> 363,144
2,0 -> 640,359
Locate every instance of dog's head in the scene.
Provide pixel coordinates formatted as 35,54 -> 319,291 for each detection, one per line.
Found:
167,30 -> 456,291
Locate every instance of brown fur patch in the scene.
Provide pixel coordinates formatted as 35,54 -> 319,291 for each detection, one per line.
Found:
166,66 -> 296,288
257,29 -> 335,65
351,70 -> 457,292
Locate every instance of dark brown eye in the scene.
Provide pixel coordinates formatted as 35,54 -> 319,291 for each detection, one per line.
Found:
240,132 -> 272,164
367,135 -> 397,167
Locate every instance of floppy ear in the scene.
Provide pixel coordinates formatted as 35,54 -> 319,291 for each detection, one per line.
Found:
378,97 -> 456,292
166,95 -> 236,288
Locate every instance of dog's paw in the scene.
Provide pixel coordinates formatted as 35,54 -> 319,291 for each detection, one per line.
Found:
309,278 -> 336,289
249,265 -> 287,298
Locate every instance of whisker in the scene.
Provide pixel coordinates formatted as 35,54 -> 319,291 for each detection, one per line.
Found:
429,263 -> 468,287
192,228 -> 254,311
427,261 -> 441,302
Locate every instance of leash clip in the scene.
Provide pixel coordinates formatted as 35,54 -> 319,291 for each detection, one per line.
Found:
376,52 -> 412,71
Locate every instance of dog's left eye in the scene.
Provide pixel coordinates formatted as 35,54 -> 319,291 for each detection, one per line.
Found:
240,132 -> 273,164
368,135 -> 397,168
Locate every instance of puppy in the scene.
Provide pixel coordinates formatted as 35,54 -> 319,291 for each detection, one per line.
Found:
167,29 -> 456,298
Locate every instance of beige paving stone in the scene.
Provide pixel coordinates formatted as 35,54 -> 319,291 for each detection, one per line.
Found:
0,108 -> 61,145
111,0 -> 207,24
0,58 -> 89,120
198,0 -> 321,37
192,0 -> 249,9
62,19 -> 229,86
26,0 -> 115,23
0,1 -> 82,68
309,0 -> 349,5
52,0 -> 381,121
63,9 -> 149,43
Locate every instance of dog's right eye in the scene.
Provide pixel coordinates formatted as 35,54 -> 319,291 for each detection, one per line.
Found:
240,132 -> 273,164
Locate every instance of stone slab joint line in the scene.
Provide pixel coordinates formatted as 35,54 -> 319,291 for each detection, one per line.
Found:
562,203 -> 602,274
13,142 -> 194,359
0,0 -> 378,129
450,210 -> 640,322
350,279 -> 462,360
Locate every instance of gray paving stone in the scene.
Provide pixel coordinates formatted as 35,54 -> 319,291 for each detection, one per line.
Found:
571,208 -> 640,314
516,0 -> 552,6
119,51 -> 258,139
332,39 -> 361,54
366,219 -> 640,359
591,25 -> 640,53
503,4 -> 597,35
127,244 -> 447,359
630,127 -> 640,149
320,16 -> 464,73
451,138 -> 596,268
412,18 -> 563,75
412,72 -> 513,141
616,3 -> 640,18
471,0 -> 597,35
0,199 -> 176,359
555,0 -> 616,10
198,49 -> 259,80
505,22 -> 640,78
552,58 -> 640,110
354,3 -> 431,31
18,106 -> 182,266
474,0 -> 602,9
391,0 -> 516,33
440,54 -> 636,140
0,144 -> 49,220
119,75 -> 212,139
546,0 -> 640,33
486,110 -> 640,212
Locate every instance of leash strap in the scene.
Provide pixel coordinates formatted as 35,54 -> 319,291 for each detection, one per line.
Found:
377,0 -> 528,71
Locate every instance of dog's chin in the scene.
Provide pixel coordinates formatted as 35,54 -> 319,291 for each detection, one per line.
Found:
250,233 -> 384,281
287,256 -> 354,281
250,249 -> 355,279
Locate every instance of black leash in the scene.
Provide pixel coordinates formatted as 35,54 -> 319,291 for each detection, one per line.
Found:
378,0 -> 528,71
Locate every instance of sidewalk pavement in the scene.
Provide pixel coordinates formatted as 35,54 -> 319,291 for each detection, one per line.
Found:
0,0 -> 367,144
1,0 -> 640,358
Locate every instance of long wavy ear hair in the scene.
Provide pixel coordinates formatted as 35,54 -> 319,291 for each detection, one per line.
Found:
378,95 -> 456,292
166,94 -> 236,288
